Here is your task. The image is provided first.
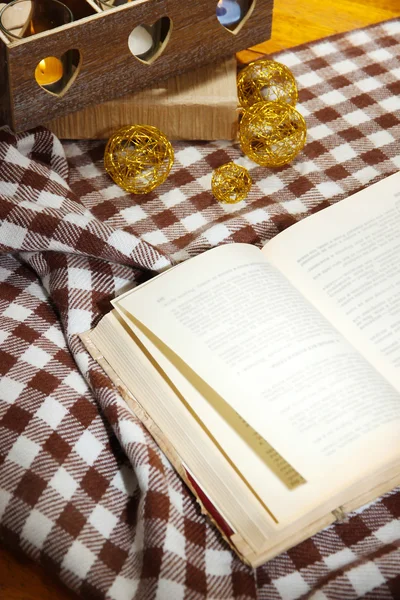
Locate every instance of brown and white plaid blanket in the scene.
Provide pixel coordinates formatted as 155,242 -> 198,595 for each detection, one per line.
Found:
1,18 -> 400,600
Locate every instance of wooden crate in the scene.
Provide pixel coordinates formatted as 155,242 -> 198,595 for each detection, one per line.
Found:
0,0 -> 273,133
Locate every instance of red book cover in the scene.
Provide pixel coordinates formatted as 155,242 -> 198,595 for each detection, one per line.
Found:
185,470 -> 234,538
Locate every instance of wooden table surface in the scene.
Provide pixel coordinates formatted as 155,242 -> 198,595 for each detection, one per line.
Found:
1,1 -> 399,598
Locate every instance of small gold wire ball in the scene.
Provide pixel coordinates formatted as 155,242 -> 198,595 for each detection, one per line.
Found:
211,162 -> 252,204
104,125 -> 174,194
237,59 -> 298,110
239,101 -> 307,168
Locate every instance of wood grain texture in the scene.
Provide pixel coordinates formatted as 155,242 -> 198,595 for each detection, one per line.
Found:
0,36 -> 10,127
1,1 -> 399,597
237,0 -> 399,62
46,58 -> 239,140
0,544 -> 77,600
1,0 -> 273,132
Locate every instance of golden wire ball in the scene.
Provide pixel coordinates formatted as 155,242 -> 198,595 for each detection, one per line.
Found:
211,162 -> 252,204
237,59 -> 298,110
239,101 -> 307,168
104,125 -> 174,194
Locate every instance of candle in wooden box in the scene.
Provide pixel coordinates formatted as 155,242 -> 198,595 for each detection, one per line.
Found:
0,0 -> 74,94
217,0 -> 241,28
97,0 -> 155,61
35,56 -> 64,87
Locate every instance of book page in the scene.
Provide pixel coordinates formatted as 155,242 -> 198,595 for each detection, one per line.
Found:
88,313 -> 276,549
263,173 -> 400,394
113,243 -> 400,487
120,313 -> 311,524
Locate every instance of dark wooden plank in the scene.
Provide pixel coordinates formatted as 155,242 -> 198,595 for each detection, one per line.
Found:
0,39 -> 12,129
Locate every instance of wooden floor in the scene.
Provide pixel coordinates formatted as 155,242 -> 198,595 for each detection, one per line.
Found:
1,1 -> 399,598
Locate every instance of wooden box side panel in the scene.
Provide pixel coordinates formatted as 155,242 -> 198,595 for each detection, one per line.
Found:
5,0 -> 273,132
0,42 -> 12,128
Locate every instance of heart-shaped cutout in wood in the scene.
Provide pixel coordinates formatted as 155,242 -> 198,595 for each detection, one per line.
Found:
34,49 -> 81,96
216,0 -> 255,34
128,16 -> 171,64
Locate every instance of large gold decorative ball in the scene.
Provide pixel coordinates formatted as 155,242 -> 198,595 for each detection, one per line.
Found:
239,101 -> 307,167
104,125 -> 174,194
211,162 -> 252,204
237,59 -> 298,110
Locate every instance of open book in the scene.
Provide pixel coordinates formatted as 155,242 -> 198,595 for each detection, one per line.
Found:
82,172 -> 400,567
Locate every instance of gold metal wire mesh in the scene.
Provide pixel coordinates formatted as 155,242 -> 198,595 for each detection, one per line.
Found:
211,162 -> 252,204
239,101 -> 307,167
104,125 -> 174,194
237,59 -> 298,110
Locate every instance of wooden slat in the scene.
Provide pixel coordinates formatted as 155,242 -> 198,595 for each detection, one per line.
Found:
46,58 -> 238,140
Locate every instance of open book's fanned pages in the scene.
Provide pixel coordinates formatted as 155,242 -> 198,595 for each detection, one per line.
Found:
81,326 -> 400,567
111,243 -> 400,519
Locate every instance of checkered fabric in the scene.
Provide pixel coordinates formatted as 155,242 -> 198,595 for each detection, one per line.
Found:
0,18 -> 400,600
